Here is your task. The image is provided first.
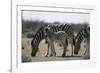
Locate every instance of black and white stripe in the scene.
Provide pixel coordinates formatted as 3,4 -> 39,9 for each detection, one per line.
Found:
31,23 -> 75,57
31,26 -> 46,56
74,25 -> 90,55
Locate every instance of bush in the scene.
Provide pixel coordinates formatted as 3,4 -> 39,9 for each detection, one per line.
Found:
26,32 -> 34,38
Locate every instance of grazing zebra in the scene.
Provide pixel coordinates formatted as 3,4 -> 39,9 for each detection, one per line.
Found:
31,23 -> 75,57
44,26 -> 68,57
31,26 -> 46,56
74,24 -> 90,57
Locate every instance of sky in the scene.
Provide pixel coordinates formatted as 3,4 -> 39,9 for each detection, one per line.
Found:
22,10 -> 90,24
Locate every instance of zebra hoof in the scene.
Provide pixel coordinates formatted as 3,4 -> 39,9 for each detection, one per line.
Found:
50,54 -> 53,57
31,53 -> 35,57
62,54 -> 66,57
45,40 -> 48,44
22,47 -> 24,50
50,54 -> 56,57
45,55 -> 48,57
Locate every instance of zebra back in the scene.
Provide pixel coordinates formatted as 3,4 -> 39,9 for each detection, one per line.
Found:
48,24 -> 74,40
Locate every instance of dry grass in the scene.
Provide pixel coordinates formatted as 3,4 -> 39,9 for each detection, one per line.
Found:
22,38 -> 89,62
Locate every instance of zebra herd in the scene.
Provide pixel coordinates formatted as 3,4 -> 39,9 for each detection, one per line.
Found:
31,23 -> 90,58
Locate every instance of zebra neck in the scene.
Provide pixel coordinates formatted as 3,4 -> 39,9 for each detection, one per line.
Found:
47,30 -> 55,37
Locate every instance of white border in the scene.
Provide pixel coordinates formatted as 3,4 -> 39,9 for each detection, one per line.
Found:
11,2 -> 97,73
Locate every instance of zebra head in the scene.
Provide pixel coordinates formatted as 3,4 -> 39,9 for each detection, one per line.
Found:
31,38 -> 38,57
43,25 -> 52,37
31,25 -> 48,57
74,42 -> 81,54
45,26 -> 51,33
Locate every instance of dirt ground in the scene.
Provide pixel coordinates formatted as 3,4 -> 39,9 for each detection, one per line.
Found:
22,38 -> 90,62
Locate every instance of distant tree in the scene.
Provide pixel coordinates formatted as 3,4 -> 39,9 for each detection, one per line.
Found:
53,21 -> 60,24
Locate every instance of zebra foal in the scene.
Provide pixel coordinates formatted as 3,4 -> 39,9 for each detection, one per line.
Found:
44,26 -> 68,57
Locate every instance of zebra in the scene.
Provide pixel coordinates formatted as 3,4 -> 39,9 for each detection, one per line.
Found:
74,24 -> 90,58
31,23 -> 75,57
44,26 -> 68,57
31,26 -> 46,56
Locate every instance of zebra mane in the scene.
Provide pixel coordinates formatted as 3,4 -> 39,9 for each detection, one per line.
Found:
31,25 -> 47,50
75,25 -> 90,43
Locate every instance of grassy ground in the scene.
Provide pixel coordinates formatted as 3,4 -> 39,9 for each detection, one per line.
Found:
22,38 -> 89,62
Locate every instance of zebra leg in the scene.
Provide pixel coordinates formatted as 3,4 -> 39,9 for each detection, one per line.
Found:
62,39 -> 68,57
50,47 -> 56,57
45,41 -> 50,57
62,45 -> 67,57
50,52 -> 53,57
87,39 -> 90,59
71,44 -> 73,56
50,42 -> 56,57
83,38 -> 90,59
45,46 -> 49,57
70,38 -> 74,56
